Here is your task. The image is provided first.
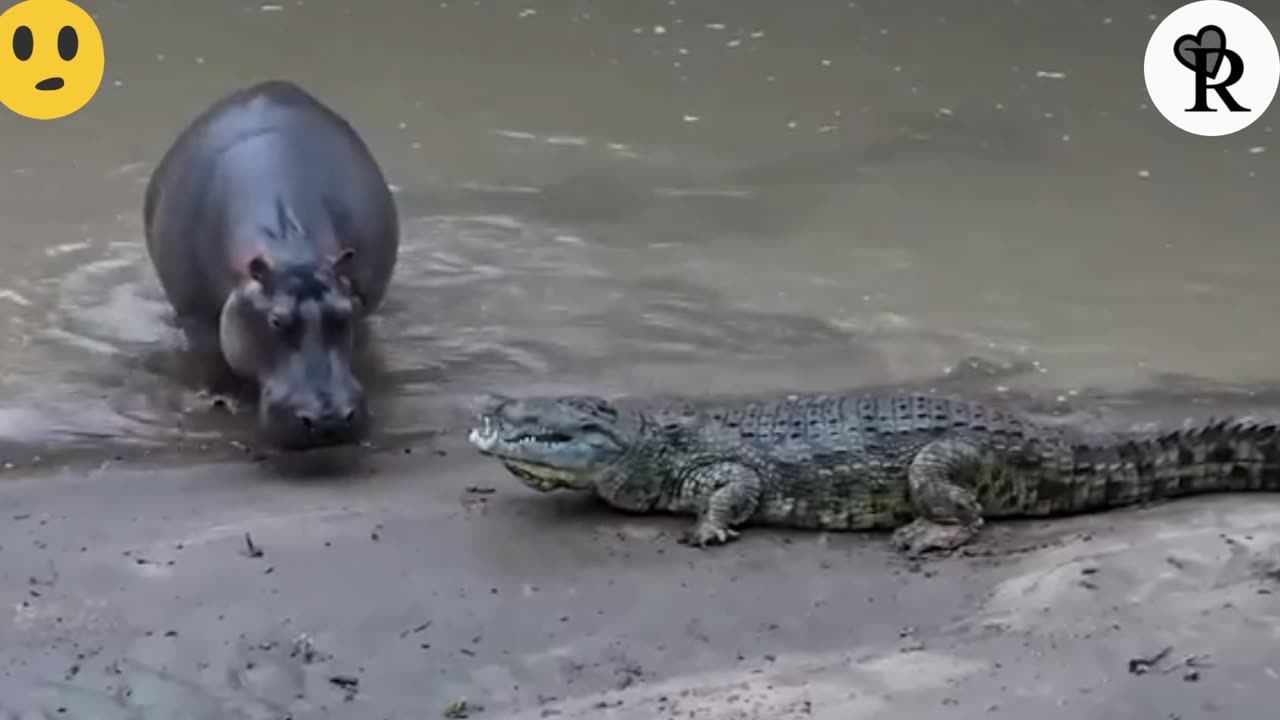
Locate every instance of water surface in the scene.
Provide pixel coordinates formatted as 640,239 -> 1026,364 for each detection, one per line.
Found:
0,0 -> 1277,464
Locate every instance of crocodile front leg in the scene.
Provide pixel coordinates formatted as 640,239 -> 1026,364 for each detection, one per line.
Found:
891,438 -> 986,556
675,462 -> 762,548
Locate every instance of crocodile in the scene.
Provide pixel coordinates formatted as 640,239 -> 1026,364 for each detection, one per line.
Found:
466,390 -> 1280,555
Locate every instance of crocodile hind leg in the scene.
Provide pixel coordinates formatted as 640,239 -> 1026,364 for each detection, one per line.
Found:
891,438 -> 986,556
676,462 -> 763,548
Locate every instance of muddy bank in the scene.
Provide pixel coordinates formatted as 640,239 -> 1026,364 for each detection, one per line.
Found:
0,426 -> 1278,719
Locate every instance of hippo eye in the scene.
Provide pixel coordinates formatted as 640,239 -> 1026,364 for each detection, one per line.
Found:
267,313 -> 284,329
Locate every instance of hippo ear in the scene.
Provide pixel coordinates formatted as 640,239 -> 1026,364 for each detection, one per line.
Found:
247,255 -> 273,287
331,248 -> 356,278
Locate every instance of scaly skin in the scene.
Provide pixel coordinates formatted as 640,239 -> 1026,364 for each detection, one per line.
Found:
466,390 -> 1280,555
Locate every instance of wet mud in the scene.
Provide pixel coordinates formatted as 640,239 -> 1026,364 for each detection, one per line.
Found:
1,428 -> 1279,719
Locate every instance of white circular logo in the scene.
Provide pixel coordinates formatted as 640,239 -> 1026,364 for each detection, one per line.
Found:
1144,0 -> 1280,136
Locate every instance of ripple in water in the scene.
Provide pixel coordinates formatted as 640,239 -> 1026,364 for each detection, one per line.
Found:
0,209 -> 941,460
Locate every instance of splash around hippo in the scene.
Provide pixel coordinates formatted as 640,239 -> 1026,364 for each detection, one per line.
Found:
143,80 -> 399,450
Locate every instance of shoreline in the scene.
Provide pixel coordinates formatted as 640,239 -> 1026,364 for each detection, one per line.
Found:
1,429 -> 1276,718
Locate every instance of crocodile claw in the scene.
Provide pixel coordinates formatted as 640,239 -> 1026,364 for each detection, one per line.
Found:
679,523 -> 740,548
890,518 -> 978,556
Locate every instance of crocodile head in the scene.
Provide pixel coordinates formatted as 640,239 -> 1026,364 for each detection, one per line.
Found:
467,394 -> 631,492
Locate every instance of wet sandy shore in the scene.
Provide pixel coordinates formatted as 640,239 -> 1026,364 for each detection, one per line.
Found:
1,426 -> 1277,719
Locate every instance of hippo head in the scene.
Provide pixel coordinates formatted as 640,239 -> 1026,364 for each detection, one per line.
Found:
219,249 -> 368,450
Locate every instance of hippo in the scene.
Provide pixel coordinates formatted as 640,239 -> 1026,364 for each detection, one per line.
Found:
143,80 -> 399,450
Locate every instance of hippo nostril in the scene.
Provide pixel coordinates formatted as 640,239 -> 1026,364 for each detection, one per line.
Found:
289,407 -> 357,441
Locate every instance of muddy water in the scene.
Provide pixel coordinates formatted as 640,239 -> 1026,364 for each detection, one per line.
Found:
0,0 -> 1277,462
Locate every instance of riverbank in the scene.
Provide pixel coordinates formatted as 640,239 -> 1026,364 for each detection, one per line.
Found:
1,426 -> 1276,719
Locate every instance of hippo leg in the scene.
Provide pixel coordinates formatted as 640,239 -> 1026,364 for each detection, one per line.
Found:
176,315 -> 254,411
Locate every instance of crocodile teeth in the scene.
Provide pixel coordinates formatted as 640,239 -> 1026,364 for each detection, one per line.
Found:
467,426 -> 497,450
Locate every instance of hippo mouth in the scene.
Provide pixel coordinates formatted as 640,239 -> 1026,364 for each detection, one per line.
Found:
36,77 -> 65,91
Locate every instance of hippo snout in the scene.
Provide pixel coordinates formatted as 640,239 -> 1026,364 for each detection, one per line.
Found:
266,394 -> 367,449
296,401 -> 363,438
261,370 -> 368,450
298,406 -> 360,432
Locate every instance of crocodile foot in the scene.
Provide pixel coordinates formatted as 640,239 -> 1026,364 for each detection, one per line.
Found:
678,522 -> 740,548
890,518 -> 978,556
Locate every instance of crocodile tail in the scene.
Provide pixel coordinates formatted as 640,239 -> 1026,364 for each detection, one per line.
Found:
1067,417 -> 1280,511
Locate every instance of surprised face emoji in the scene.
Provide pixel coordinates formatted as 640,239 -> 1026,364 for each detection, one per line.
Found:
0,0 -> 104,120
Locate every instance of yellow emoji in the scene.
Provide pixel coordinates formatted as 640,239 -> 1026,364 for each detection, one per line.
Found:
0,0 -> 104,120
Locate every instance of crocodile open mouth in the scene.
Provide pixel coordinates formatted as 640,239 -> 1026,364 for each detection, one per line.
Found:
508,432 -> 574,445
468,419 -> 574,453
500,459 -> 581,491
468,418 -> 594,490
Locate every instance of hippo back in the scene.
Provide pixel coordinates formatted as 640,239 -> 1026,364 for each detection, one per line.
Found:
143,81 -> 399,324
